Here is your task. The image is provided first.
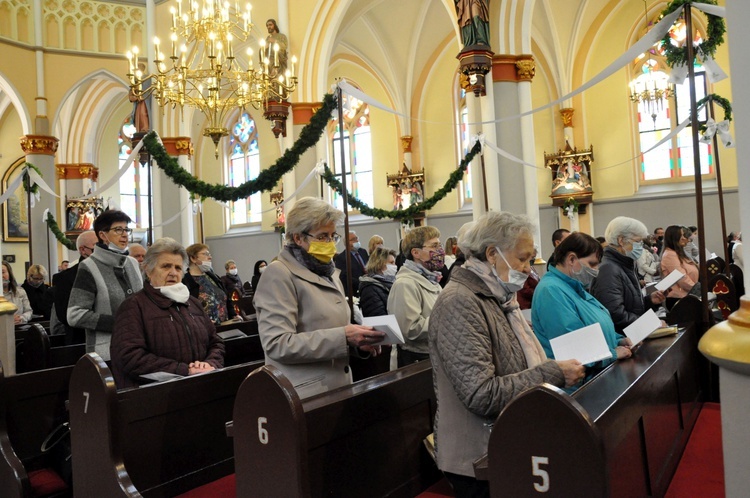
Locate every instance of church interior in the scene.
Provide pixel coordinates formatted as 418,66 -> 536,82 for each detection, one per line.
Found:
2,0 -> 750,496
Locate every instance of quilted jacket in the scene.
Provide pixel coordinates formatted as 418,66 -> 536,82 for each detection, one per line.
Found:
590,246 -> 659,333
429,266 -> 565,477
358,275 -> 392,317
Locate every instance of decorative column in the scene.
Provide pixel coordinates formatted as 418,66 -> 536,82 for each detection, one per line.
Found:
516,55 -> 543,246
20,134 -> 59,273
699,3 -> 750,497
401,136 -> 413,171
160,137 -> 195,246
559,110 -> 579,233
0,300 -> 17,376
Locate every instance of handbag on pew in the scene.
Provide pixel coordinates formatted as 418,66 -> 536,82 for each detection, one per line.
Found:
40,419 -> 73,487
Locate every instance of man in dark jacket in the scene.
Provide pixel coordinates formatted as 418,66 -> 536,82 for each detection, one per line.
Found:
22,265 -> 55,320
53,230 -> 98,344
335,231 -> 369,298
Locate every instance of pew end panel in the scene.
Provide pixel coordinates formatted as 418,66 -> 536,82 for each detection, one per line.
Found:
68,353 -> 139,497
232,365 -> 309,498
487,384 -> 607,497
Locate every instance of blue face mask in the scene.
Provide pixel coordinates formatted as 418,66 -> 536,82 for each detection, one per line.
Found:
626,240 -> 644,261
571,260 -> 599,289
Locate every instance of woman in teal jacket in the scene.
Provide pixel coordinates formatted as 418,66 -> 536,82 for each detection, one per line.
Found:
532,233 -> 632,373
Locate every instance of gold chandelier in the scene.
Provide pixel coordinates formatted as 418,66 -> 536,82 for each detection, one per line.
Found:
126,0 -> 298,157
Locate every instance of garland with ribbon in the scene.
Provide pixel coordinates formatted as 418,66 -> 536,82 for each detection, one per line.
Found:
660,0 -> 725,68
562,197 -> 579,214
22,163 -> 41,196
46,212 -> 76,250
321,140 -> 482,222
696,93 -> 732,132
142,93 -> 337,202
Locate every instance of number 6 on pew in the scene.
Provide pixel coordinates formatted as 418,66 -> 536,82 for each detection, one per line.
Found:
258,417 -> 268,444
531,456 -> 549,492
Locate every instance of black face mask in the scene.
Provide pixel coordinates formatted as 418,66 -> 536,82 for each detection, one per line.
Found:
657,236 -> 664,242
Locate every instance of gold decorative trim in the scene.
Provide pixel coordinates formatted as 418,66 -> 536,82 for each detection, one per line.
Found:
699,296 -> 750,374
56,163 -> 98,181
560,108 -> 575,128
19,135 -> 59,155
401,136 -> 413,153
162,137 -> 195,157
515,57 -> 536,81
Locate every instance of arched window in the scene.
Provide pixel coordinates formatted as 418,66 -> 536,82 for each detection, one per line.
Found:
457,85 -> 472,203
328,92 -> 372,210
633,16 -> 712,183
118,116 -> 150,227
226,111 -> 261,226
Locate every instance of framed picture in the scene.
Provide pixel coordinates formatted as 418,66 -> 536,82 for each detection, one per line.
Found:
2,158 -> 29,242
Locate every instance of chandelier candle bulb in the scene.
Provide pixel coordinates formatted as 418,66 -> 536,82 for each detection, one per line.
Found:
171,34 -> 177,59
177,0 -> 181,17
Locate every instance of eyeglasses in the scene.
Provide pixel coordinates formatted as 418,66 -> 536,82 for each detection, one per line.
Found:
29,275 -> 45,282
199,251 -> 211,258
108,227 -> 133,235
82,246 -> 95,252
304,232 -> 341,243
422,243 -> 442,250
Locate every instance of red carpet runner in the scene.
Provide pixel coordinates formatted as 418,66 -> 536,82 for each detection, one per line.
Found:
665,402 -> 724,498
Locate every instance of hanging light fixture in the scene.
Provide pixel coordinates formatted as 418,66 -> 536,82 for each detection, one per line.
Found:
629,1 -> 674,127
126,0 -> 298,158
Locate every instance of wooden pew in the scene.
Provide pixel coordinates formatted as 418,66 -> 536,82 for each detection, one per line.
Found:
15,325 -> 86,373
477,325 -> 702,497
215,319 -> 264,367
0,362 -> 74,497
230,361 -> 440,497
68,353 -> 264,498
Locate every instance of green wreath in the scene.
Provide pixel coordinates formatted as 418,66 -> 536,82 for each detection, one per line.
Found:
562,197 -> 579,214
660,0 -> 725,68
143,92 -> 337,201
46,212 -> 76,251
696,93 -> 732,132
322,140 -> 482,222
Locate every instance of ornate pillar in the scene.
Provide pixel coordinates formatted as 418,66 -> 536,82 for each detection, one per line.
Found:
560,108 -> 575,145
516,55 -> 542,246
161,137 -> 195,246
465,92 -> 485,220
401,136 -> 413,171
20,134 -> 59,275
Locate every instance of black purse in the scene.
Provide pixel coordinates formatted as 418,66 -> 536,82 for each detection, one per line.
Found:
40,420 -> 73,487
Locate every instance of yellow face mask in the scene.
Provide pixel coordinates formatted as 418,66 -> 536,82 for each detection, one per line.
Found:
307,240 -> 337,263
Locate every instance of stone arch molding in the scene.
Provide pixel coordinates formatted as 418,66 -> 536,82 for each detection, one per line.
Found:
0,71 -> 32,135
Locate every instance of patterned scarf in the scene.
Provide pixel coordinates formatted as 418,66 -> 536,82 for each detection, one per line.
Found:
402,259 -> 441,284
286,243 -> 336,278
464,258 -> 546,368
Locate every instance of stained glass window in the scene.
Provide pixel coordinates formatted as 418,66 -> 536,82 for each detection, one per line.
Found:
328,92 -> 373,210
226,111 -> 261,226
118,117 -> 149,227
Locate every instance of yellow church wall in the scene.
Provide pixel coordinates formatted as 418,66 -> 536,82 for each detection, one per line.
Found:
328,59 -> 399,216
530,50 -> 560,208
416,49 -> 464,216
0,106 -> 31,276
0,44 -> 37,123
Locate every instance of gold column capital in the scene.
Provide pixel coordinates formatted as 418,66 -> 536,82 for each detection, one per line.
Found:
401,136 -> 413,153
19,135 -> 59,156
560,108 -> 575,128
515,57 -> 536,81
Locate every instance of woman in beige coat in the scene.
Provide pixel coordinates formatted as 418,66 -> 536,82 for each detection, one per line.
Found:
254,197 -> 384,399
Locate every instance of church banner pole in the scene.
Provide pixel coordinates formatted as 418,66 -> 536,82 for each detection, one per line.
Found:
336,85 -> 354,312
25,171 -> 33,268
684,5 -> 710,326
707,97 -> 731,272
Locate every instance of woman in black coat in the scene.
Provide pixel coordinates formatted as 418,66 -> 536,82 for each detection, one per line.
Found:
353,247 -> 397,380
250,260 -> 267,291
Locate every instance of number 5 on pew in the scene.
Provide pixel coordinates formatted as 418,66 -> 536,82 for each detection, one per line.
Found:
258,417 -> 268,444
531,456 -> 549,492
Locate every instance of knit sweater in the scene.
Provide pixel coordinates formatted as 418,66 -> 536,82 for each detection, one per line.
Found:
67,245 -> 143,360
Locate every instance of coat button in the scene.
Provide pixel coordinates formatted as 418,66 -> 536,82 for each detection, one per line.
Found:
344,365 -> 350,374
127,289 -> 132,294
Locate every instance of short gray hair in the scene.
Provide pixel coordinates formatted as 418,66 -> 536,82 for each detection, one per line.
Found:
225,259 -> 236,270
76,230 -> 96,250
143,237 -> 188,276
458,212 -> 534,261
604,216 -> 648,246
284,197 -> 344,243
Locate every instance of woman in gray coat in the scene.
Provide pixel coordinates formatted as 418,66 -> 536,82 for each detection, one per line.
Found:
254,197 -> 384,399
429,212 -> 584,497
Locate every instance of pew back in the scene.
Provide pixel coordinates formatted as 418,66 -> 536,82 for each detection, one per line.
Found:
69,354 -> 263,498
0,363 -> 74,497
232,361 -> 440,498
484,326 -> 702,497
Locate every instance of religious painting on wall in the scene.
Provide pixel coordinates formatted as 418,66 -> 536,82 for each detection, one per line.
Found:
544,142 -> 595,212
2,158 -> 30,242
65,198 -> 104,233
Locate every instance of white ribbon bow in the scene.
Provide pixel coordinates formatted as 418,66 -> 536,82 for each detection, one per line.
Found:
700,117 -> 734,148
698,48 -> 728,84
566,205 -> 576,221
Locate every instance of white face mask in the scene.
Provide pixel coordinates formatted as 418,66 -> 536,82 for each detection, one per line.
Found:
571,258 -> 599,289
198,261 -> 212,273
108,243 -> 128,254
383,264 -> 398,278
259,266 -> 266,274
228,268 -> 238,276
156,282 -> 190,303
494,247 -> 529,293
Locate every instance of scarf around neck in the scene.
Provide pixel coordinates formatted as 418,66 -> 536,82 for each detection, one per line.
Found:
402,259 -> 441,284
464,258 -> 546,369
286,243 -> 335,278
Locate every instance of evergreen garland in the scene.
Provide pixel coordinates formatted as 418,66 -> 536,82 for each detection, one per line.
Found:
142,92 -> 337,202
562,197 -> 579,213
660,0 -> 725,68
46,212 -> 76,250
22,163 -> 42,195
321,140 -> 483,222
